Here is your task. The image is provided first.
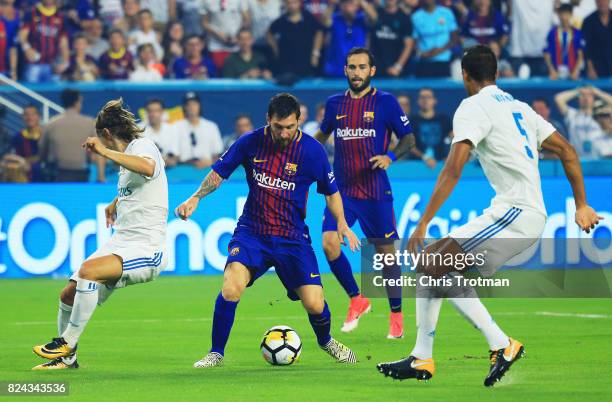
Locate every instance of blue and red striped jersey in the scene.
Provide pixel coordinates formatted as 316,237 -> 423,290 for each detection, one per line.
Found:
320,88 -> 412,201
212,125 -> 338,241
23,4 -> 66,64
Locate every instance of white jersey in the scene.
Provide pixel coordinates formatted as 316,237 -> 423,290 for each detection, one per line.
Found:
114,137 -> 168,248
452,85 -> 557,216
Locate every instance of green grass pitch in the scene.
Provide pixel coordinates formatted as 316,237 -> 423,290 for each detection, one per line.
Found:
1,275 -> 610,401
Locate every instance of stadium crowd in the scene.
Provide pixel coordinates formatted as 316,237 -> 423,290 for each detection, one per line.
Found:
0,0 -> 611,82
0,0 -> 612,182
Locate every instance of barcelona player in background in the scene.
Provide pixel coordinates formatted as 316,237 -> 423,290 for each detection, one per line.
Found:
314,48 -> 416,338
176,93 -> 361,367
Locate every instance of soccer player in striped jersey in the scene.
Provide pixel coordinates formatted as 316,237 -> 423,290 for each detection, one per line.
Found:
377,45 -> 602,386
176,93 -> 361,367
314,47 -> 416,338
32,99 -> 168,370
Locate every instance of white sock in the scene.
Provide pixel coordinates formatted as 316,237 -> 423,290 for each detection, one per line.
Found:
411,297 -> 443,359
62,278 -> 99,348
57,301 -> 77,364
448,297 -> 509,351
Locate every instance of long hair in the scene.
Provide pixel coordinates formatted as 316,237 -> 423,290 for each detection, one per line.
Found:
95,98 -> 144,143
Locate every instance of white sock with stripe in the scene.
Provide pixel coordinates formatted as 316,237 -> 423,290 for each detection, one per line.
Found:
62,278 -> 99,348
57,301 -> 77,364
411,297 -> 443,360
448,297 -> 509,351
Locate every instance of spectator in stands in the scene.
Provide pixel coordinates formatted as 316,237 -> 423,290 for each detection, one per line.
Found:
0,0 -> 19,79
177,0 -> 203,36
543,3 -> 584,81
162,20 -> 184,68
247,0 -> 281,52
555,85 -> 612,159
99,28 -> 135,79
532,97 -> 566,159
583,0 -> 612,79
140,0 -> 176,25
130,43 -> 164,81
98,0 -> 123,28
223,28 -> 271,79
85,17 -> 109,60
224,113 -> 253,149
593,101 -> 612,158
302,102 -> 324,135
143,98 -> 179,166
461,0 -> 509,48
113,0 -> 140,33
0,105 -> 11,158
11,104 -> 42,180
322,0 -> 377,77
489,39 -> 514,77
64,33 -> 99,81
411,0 -> 459,78
409,88 -> 452,168
175,91 -> 224,169
370,0 -> 413,77
18,0 -> 70,82
508,0 -> 554,77
201,0 -> 251,70
40,89 -> 99,182
129,9 -> 164,61
397,93 -> 411,116
267,0 -> 323,79
172,34 -> 216,79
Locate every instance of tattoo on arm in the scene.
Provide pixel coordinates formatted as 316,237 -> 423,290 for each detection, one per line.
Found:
193,170 -> 224,199
393,134 -> 416,160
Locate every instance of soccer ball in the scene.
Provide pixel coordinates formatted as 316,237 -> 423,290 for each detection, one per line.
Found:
260,325 -> 302,365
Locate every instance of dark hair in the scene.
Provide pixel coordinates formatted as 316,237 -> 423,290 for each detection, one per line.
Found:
145,98 -> 164,108
138,8 -> 153,17
557,3 -> 573,13
532,97 -> 549,107
95,98 -> 144,142
108,28 -> 125,39
267,93 -> 301,120
73,32 -> 88,42
345,47 -> 375,67
461,45 -> 497,82
183,34 -> 203,46
137,42 -> 154,56
61,89 -> 81,108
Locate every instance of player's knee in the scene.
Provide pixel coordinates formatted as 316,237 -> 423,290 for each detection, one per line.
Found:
322,233 -> 341,260
60,282 -> 76,306
303,297 -> 325,315
221,281 -> 245,302
78,261 -> 98,281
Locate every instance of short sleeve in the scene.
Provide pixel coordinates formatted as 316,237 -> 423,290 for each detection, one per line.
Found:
313,143 -> 338,195
211,133 -> 249,179
319,97 -> 336,135
532,110 -> 557,148
452,100 -> 491,147
131,138 -> 163,179
385,95 -> 413,139
446,9 -> 458,32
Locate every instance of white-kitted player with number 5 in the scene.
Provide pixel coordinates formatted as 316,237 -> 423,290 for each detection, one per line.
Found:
32,99 -> 168,370
378,45 -> 603,387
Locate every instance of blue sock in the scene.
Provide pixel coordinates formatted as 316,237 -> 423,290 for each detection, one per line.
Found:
308,302 -> 332,347
328,252 -> 359,297
210,292 -> 239,356
384,264 -> 402,313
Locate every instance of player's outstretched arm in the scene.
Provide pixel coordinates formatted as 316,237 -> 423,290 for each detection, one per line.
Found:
325,192 -> 361,252
175,170 -> 224,220
541,132 -> 603,233
82,137 -> 155,177
407,140 -> 472,252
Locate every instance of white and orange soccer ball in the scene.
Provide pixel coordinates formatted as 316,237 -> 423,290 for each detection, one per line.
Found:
260,325 -> 302,366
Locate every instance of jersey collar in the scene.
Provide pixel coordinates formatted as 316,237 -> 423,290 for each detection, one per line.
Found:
478,85 -> 499,94
345,87 -> 377,99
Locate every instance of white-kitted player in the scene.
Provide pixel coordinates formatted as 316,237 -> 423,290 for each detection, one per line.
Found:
32,99 -> 168,370
377,45 -> 602,386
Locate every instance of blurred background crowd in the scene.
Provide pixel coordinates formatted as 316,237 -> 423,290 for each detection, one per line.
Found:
0,0 -> 611,183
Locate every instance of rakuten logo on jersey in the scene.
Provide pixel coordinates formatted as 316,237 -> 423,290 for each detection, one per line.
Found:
336,127 -> 376,140
252,169 -> 296,191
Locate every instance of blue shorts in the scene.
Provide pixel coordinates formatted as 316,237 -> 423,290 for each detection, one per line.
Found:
322,195 -> 398,243
225,228 -> 322,301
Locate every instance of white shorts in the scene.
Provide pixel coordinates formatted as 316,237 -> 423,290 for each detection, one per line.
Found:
448,204 -> 546,277
70,239 -> 167,304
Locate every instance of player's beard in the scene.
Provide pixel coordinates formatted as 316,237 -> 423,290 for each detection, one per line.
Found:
271,131 -> 294,149
348,74 -> 372,93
